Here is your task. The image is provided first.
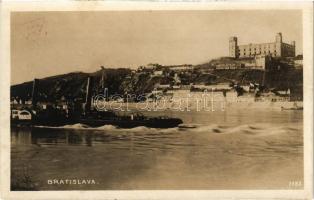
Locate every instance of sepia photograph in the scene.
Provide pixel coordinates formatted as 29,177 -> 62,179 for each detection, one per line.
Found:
0,2 -> 313,200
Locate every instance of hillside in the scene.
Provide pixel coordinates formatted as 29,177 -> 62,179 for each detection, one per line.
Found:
11,64 -> 303,102
11,69 -> 131,102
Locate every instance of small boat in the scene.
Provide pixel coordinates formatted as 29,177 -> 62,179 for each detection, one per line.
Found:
178,124 -> 198,129
281,106 -> 303,111
281,102 -> 303,111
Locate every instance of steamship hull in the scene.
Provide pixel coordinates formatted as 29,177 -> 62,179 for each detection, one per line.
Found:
78,118 -> 183,128
11,117 -> 183,129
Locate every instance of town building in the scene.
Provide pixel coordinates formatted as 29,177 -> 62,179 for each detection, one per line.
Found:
229,33 -> 295,58
168,64 -> 194,71
153,70 -> 163,76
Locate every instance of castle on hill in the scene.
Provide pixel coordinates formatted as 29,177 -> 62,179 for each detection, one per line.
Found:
229,33 -> 295,58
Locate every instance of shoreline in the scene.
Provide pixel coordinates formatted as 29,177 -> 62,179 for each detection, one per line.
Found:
93,100 -> 303,112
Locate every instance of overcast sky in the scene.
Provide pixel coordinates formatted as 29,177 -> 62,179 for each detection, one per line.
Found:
11,10 -> 302,85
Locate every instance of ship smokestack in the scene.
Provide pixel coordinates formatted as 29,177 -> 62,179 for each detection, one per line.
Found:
31,79 -> 39,106
84,76 -> 93,113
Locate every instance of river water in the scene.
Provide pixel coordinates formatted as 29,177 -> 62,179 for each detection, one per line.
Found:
11,108 -> 303,190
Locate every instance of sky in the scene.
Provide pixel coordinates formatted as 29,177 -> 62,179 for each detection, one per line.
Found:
11,10 -> 302,85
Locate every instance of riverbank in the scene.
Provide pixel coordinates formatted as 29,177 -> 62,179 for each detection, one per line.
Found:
94,100 -> 303,113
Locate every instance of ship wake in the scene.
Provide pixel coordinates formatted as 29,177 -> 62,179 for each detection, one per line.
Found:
33,122 -> 302,138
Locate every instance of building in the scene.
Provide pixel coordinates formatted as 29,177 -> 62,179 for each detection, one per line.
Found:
156,84 -> 171,89
168,64 -> 194,71
192,83 -> 231,91
210,55 -> 288,71
145,63 -> 159,70
153,70 -> 163,76
254,55 -> 272,70
229,33 -> 295,58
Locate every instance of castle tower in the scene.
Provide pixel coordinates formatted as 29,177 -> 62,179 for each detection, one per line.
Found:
291,41 -> 296,57
276,32 -> 282,43
291,41 -> 296,46
275,33 -> 283,57
229,37 -> 238,58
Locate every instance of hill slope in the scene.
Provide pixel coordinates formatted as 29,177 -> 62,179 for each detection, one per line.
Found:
11,66 -> 303,102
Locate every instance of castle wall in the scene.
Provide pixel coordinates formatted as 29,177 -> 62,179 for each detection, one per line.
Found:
238,42 -> 280,58
229,33 -> 295,58
281,43 -> 295,57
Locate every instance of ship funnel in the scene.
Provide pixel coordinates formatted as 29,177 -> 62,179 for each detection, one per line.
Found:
31,79 -> 39,106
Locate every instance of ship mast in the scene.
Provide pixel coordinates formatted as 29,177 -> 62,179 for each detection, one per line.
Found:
100,66 -> 105,89
84,76 -> 93,114
31,78 -> 39,107
100,66 -> 108,99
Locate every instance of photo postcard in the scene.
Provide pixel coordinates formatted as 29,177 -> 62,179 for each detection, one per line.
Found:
0,1 -> 313,200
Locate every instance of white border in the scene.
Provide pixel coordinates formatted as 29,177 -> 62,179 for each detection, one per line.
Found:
0,2 -> 313,200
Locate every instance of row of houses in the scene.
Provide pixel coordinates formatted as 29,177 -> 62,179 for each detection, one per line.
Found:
145,88 -> 291,105
138,63 -> 194,74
